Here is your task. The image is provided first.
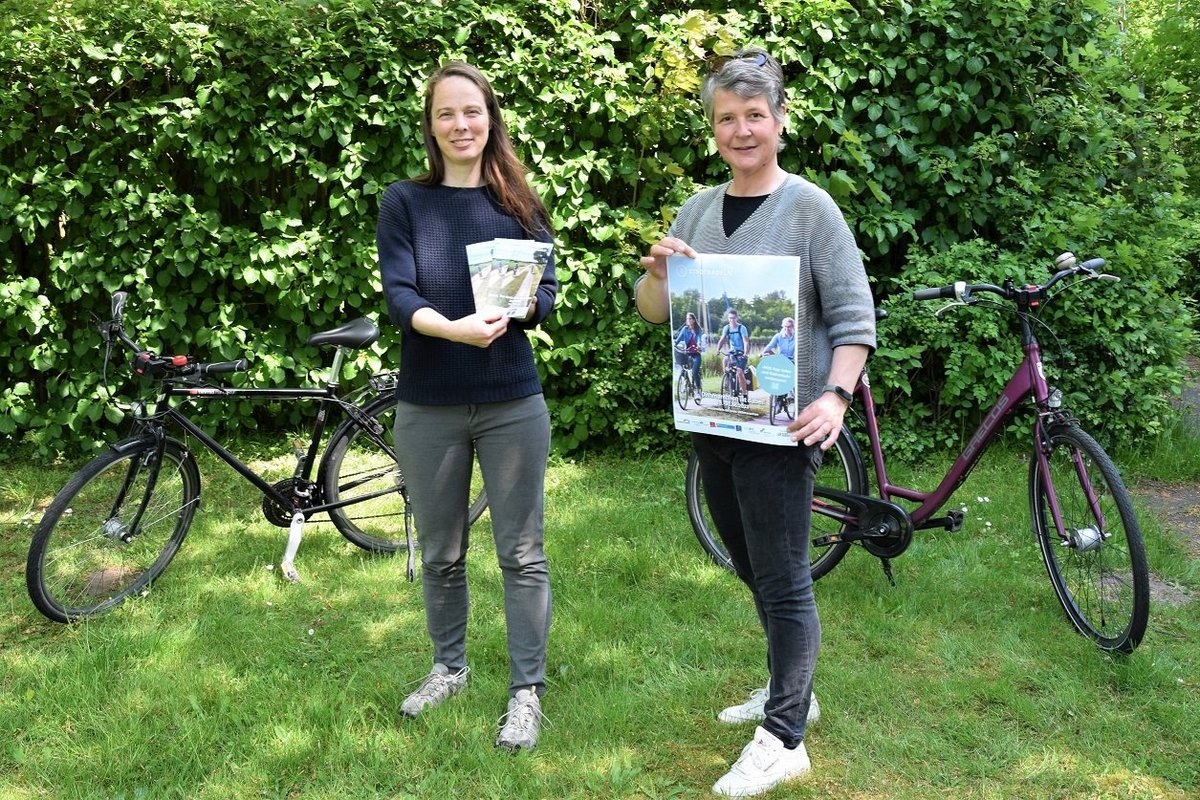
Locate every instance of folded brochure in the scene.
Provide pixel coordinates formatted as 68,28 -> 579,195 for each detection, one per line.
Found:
466,238 -> 553,318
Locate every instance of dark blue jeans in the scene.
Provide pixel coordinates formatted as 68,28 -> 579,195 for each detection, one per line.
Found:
692,433 -> 822,748
685,353 -> 702,392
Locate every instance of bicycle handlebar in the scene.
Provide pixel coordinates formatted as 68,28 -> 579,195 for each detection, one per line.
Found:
911,254 -> 1113,306
133,352 -> 250,381
106,290 -> 252,382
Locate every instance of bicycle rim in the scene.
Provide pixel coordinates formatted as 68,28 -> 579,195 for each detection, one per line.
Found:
26,439 -> 199,622
323,395 -> 487,553
685,427 -> 862,579
1030,424 -> 1149,653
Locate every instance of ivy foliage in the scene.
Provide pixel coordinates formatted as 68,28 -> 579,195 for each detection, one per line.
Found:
0,0 -> 1193,459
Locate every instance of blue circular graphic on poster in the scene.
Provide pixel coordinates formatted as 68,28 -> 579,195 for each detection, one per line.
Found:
756,354 -> 795,396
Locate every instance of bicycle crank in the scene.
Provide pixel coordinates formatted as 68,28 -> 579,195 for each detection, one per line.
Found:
811,488 -> 914,559
262,478 -> 317,527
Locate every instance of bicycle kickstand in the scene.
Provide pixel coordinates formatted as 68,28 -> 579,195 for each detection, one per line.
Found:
879,557 -> 895,587
280,510 -> 306,583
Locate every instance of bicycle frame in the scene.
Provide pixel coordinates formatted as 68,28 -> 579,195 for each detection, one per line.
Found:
135,354 -> 391,518
848,312 -> 1080,541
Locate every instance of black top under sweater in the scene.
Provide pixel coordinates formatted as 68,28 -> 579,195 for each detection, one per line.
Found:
377,181 -> 557,405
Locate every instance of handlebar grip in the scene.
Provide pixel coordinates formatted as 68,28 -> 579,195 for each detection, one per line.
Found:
199,359 -> 250,377
912,285 -> 956,301
1079,257 -> 1106,271
111,291 -> 128,321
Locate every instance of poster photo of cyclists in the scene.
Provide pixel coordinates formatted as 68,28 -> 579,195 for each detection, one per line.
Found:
666,253 -> 800,445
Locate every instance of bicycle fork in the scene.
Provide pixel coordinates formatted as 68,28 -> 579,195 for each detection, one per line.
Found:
1034,420 -> 1109,550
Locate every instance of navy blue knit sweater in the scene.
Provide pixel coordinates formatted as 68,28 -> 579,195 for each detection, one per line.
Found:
377,181 -> 557,405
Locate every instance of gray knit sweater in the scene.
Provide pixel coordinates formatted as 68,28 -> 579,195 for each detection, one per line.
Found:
668,173 -> 876,406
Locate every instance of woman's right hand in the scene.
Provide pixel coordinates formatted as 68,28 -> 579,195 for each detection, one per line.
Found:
454,307 -> 510,348
411,306 -> 508,348
635,237 -> 695,324
639,237 -> 697,280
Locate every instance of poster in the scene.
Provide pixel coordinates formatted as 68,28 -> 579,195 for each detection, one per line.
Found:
667,253 -> 800,446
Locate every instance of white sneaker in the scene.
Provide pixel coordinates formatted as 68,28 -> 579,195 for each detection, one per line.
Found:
400,663 -> 469,718
717,686 -> 820,725
495,688 -> 546,751
712,726 -> 811,797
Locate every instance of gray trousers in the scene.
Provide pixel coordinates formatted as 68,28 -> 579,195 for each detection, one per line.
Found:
393,394 -> 552,696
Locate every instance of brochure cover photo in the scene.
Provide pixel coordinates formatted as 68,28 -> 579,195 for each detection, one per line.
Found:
666,253 -> 801,446
466,238 -> 553,318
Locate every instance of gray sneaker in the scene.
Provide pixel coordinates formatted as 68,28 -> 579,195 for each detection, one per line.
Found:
400,663 -> 469,718
717,685 -> 820,726
495,688 -> 545,752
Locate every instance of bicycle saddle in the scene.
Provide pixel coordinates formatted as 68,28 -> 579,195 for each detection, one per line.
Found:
306,317 -> 380,349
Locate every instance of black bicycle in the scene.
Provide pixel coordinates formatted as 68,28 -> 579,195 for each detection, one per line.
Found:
26,291 -> 487,622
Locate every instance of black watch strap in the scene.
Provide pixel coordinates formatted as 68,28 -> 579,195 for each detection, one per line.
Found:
823,383 -> 853,404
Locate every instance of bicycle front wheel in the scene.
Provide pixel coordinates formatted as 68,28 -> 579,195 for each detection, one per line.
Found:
686,426 -> 864,580
676,371 -> 691,410
26,437 -> 200,622
1029,423 -> 1149,653
322,395 -> 488,553
720,371 -> 736,410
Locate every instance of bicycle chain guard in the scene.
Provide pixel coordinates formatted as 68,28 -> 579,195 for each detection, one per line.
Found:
812,487 -> 914,559
262,478 -> 317,527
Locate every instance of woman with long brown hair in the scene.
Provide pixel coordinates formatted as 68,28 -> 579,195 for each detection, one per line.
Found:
377,60 -> 556,751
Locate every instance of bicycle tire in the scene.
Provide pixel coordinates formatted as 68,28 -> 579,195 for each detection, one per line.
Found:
768,394 -> 777,426
322,394 -> 488,553
685,425 -> 865,580
1029,423 -> 1149,654
26,436 -> 200,622
676,371 -> 691,410
720,370 -> 736,410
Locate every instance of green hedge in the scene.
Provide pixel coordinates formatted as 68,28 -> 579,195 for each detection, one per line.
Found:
1,0 -> 1194,459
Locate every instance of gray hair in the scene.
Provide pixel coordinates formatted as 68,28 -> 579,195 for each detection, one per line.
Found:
700,48 -> 788,151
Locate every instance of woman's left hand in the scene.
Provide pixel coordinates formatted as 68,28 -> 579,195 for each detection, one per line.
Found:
788,392 -> 849,450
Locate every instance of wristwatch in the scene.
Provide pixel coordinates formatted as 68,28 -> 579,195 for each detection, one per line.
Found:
822,383 -> 853,405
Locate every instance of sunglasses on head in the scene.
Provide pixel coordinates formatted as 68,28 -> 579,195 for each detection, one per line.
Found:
709,52 -> 769,74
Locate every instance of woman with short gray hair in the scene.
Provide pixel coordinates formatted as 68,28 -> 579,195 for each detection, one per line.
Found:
635,47 -> 876,797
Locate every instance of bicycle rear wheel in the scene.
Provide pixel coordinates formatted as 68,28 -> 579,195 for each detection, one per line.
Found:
26,437 -> 200,622
1029,423 -> 1149,653
686,426 -> 864,580
322,394 -> 488,553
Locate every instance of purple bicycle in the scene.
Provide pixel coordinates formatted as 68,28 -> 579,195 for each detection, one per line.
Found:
687,254 -> 1150,653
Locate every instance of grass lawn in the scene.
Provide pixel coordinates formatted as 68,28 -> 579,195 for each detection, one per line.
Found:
1,432 -> 1197,799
